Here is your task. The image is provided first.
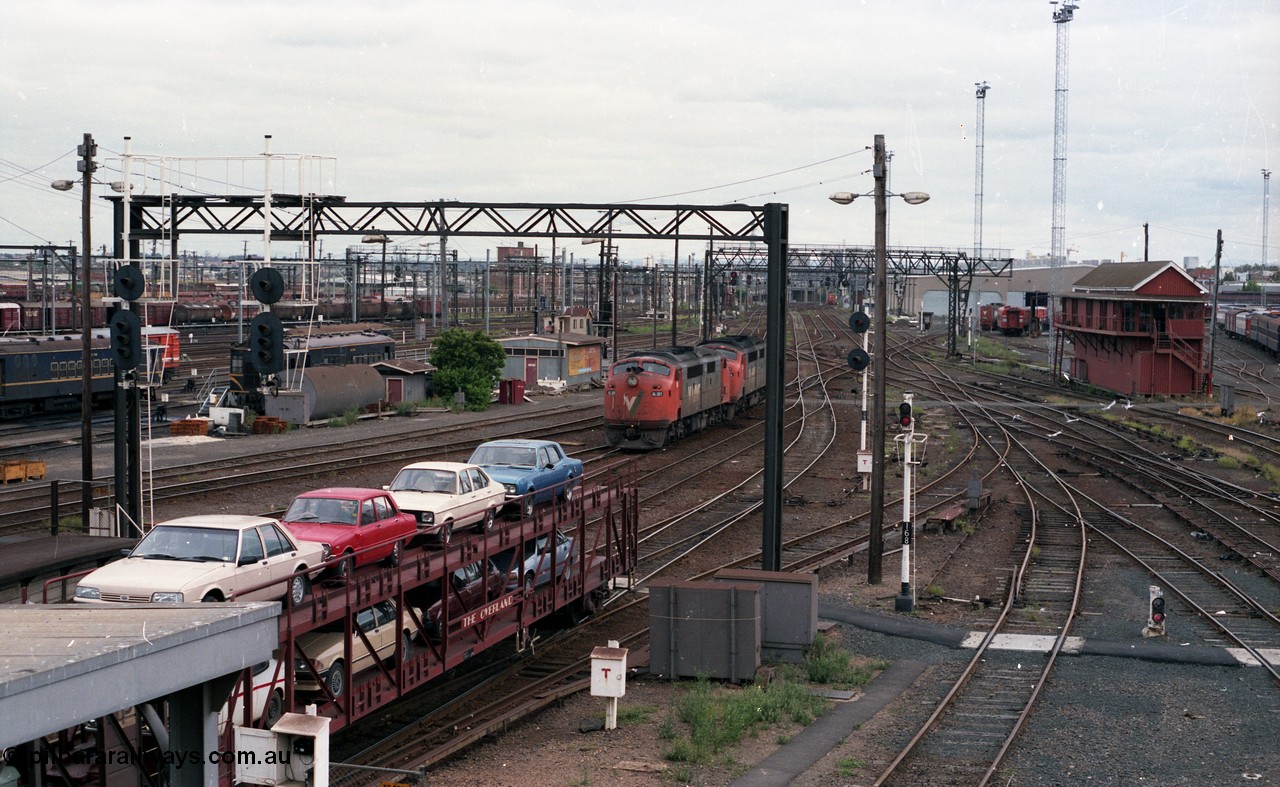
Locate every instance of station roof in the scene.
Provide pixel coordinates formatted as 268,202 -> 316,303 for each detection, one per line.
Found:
0,602 -> 279,748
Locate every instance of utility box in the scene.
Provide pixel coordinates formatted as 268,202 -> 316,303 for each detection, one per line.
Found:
712,569 -> 817,664
235,712 -> 330,787
498,378 -> 526,404
209,406 -> 246,430
590,645 -> 628,697
648,579 -> 761,682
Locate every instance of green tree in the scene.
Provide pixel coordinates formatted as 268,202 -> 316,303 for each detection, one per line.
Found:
429,329 -> 505,411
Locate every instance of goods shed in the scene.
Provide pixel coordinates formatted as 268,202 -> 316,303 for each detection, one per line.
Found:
498,333 -> 606,389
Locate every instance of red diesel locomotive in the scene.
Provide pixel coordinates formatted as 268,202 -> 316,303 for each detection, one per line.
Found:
603,334 -> 766,450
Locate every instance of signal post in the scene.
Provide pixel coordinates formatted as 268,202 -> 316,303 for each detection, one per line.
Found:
895,393 -> 927,612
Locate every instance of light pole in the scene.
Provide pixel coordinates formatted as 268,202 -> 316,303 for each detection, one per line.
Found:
1263,169 -> 1271,309
51,134 -> 99,532
829,133 -> 929,585
363,233 -> 390,321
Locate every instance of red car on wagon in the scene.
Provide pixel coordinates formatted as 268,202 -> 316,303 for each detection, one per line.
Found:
281,487 -> 418,576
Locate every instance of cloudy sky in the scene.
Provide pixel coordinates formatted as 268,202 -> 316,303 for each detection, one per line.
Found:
2,0 -> 1276,268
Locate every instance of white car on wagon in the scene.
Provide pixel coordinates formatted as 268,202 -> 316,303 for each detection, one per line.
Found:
386,461 -> 506,546
74,515 -> 326,605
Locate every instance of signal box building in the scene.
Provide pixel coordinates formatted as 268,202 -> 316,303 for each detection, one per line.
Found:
1052,261 -> 1209,396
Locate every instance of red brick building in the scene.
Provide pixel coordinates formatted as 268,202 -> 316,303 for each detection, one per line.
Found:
1052,261 -> 1209,396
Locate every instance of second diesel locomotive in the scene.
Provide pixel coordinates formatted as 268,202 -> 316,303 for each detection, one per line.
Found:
603,334 -> 766,450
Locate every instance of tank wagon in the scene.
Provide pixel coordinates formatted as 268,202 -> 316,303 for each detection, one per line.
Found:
229,329 -> 395,413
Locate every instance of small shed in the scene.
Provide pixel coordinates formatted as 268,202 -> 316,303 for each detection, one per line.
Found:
372,358 -> 435,404
498,332 -> 606,389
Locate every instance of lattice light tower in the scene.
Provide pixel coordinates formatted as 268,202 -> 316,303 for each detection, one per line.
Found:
973,81 -> 990,337
1049,2 -> 1079,332
1264,169 -> 1272,309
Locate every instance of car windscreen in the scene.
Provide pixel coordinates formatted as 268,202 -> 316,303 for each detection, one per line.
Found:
284,497 -> 359,525
469,445 -> 538,467
132,526 -> 238,562
390,469 -> 456,494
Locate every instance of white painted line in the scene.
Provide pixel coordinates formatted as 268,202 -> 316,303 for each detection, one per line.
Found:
959,632 -> 1086,653
1226,648 -> 1280,668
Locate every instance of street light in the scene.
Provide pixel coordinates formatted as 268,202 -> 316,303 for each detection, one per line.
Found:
51,134 -> 131,532
362,232 -> 390,321
828,134 -> 930,587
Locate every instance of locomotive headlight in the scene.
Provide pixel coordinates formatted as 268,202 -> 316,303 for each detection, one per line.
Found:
651,391 -> 663,396
627,374 -> 638,387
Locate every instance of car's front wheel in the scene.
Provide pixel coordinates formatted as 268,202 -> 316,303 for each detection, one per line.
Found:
521,494 -> 535,518
288,574 -> 309,606
439,521 -> 453,546
263,691 -> 284,728
561,479 -> 575,504
326,661 -> 345,699
385,540 -> 403,568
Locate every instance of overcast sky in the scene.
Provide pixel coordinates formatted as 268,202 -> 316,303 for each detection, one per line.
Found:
2,0 -> 1276,268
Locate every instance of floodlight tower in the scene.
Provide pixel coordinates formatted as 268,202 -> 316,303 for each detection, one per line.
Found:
974,81 -> 990,257
1263,169 -> 1271,309
972,81 -> 990,341
1049,2 -> 1079,332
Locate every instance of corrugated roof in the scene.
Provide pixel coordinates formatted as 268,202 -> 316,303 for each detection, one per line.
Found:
372,359 -> 434,374
1070,261 -> 1205,295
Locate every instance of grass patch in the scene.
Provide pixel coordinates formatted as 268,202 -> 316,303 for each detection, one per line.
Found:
616,703 -> 658,725
327,407 -> 361,427
835,758 -> 866,777
659,639 -> 885,768
663,677 -> 827,765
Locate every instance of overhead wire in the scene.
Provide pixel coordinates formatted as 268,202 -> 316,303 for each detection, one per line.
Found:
621,147 -> 871,204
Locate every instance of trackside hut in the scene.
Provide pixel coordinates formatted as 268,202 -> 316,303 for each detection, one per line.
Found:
498,333 -> 606,389
372,358 -> 435,403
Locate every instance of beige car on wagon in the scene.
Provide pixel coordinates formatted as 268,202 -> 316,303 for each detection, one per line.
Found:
386,461 -> 507,545
293,599 -> 421,698
73,515 -> 326,605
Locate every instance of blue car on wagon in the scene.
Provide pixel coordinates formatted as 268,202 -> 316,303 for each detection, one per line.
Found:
467,439 -> 583,517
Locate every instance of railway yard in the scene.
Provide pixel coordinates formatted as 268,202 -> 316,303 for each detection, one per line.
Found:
3,306 -> 1280,786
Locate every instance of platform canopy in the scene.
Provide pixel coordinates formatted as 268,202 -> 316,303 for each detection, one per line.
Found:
0,602 -> 279,748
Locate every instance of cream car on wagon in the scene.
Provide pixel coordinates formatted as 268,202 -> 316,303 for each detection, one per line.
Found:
74,515 -> 326,605
385,461 -> 506,546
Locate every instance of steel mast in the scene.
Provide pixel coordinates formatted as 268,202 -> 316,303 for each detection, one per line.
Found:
1049,2 -> 1079,331
972,81 -> 990,341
